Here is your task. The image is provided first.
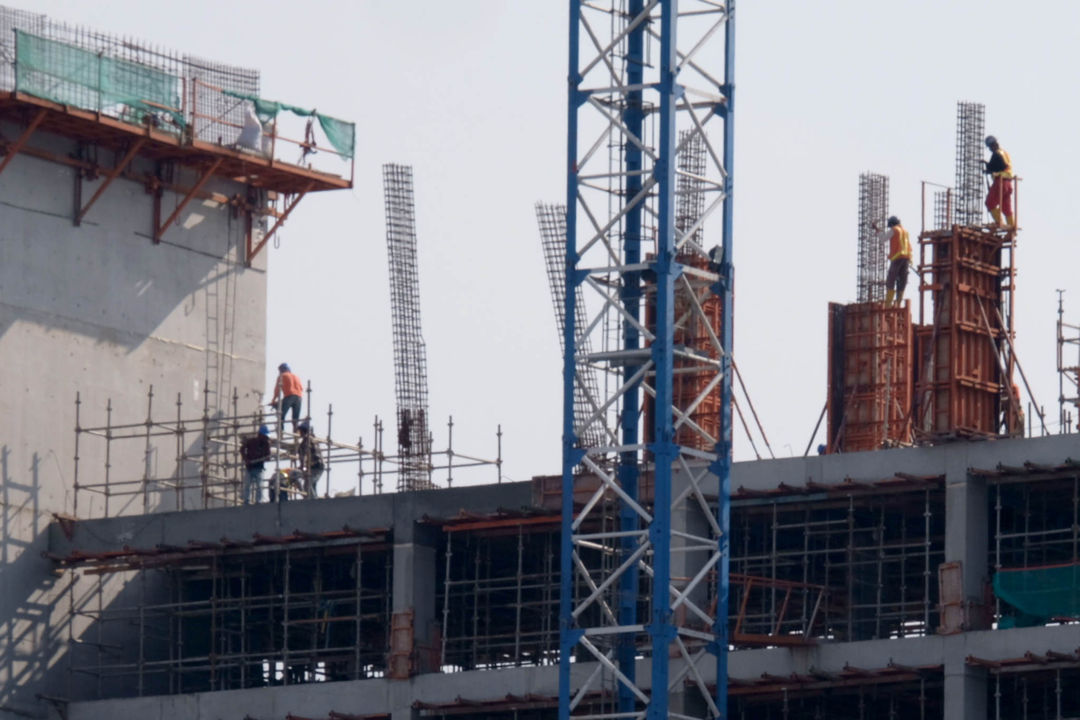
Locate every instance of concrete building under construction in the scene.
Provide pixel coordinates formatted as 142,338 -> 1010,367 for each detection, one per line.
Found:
4,5 -> 1080,720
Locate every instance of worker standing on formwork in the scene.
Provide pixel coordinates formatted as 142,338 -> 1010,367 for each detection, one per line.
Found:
880,215 -> 912,306
983,135 -> 1015,228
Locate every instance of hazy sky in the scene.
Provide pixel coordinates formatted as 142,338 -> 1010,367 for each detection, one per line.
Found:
28,1 -> 1080,491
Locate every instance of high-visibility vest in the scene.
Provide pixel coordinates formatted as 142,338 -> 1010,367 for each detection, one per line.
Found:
890,226 -> 912,261
993,149 -> 1014,179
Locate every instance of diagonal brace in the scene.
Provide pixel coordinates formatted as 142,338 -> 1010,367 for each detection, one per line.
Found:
247,182 -> 314,265
0,109 -> 46,179
155,158 -> 223,243
75,138 -> 146,226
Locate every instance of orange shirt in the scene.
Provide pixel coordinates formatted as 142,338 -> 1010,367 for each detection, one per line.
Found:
273,371 -> 303,400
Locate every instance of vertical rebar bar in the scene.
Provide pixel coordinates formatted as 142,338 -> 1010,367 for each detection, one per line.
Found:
955,101 -> 987,227
857,173 -> 889,303
383,163 -> 433,491
536,202 -> 605,448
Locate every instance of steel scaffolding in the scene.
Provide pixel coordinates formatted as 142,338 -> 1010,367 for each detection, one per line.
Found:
857,173 -> 889,304
71,386 -> 503,518
383,163 -> 434,491
561,1 -> 734,716
731,477 -> 945,643
983,662 -> 1080,719
730,673 -> 942,720
438,518 -> 562,671
536,203 -> 606,449
954,101 -> 986,227
54,531 -> 391,699
1057,293 -> 1080,432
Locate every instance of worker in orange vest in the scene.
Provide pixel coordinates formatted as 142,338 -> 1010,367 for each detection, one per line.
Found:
883,216 -> 912,306
983,135 -> 1015,228
269,362 -> 304,432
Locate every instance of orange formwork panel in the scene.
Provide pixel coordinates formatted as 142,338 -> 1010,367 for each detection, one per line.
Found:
826,302 -> 913,453
913,225 -> 1017,439
645,252 -> 724,452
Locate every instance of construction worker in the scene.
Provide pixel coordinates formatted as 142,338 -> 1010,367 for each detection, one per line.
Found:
983,135 -> 1015,228
882,216 -> 912,306
297,421 -> 325,499
269,362 -> 303,432
239,424 -> 271,504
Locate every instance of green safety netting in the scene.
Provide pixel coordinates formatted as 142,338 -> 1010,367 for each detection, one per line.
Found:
994,563 -> 1080,628
14,30 -> 184,131
223,89 -> 355,160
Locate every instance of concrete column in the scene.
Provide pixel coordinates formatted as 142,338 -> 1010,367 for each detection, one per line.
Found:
390,498 -> 440,677
944,454 -> 990,630
942,454 -> 990,720
668,474 -> 712,716
944,637 -> 988,720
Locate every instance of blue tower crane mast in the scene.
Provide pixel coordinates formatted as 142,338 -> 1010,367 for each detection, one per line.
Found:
559,1 -> 734,718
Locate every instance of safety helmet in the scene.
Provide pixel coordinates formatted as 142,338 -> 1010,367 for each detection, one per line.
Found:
298,421 -> 311,433
985,135 -> 997,148
887,216 -> 900,227
259,424 -> 270,436
278,363 -> 290,372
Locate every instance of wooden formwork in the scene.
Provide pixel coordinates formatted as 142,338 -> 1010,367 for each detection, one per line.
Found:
913,226 -> 1017,439
827,302 -> 914,453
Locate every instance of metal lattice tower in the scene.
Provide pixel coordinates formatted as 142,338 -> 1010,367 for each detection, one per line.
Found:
954,101 -> 986,227
536,203 -> 606,449
561,1 -> 734,718
857,173 -> 889,303
383,163 -> 433,491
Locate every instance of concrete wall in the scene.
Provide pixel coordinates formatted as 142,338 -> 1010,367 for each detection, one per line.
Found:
1,120 -> 268,718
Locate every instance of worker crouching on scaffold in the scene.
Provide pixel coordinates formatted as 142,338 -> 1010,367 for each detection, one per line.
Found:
983,135 -> 1015,228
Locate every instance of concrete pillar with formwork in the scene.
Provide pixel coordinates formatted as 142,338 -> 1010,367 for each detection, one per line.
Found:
389,499 -> 441,679
913,225 -> 1020,440
826,301 -> 914,453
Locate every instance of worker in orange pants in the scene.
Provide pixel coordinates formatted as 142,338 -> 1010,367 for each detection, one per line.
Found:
983,135 -> 1014,228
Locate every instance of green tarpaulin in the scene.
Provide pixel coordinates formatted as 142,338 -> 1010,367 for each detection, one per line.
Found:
15,30 -> 184,131
994,563 -> 1080,627
224,89 -> 355,160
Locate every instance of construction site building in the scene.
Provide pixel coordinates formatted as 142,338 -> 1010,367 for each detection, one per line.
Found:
32,435 -> 1080,720
5,8 -> 1080,720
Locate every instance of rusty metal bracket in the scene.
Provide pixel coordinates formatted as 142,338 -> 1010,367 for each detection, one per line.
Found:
154,157 -> 223,243
0,108 -> 46,179
74,138 -> 146,226
246,181 -> 313,266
